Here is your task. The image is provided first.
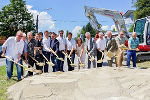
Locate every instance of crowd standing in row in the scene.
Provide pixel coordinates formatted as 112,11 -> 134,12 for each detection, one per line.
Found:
1,30 -> 139,81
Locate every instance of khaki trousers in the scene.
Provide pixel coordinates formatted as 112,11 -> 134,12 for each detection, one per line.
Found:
115,48 -> 124,67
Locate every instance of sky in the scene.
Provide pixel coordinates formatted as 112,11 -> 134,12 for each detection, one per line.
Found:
0,0 -> 135,37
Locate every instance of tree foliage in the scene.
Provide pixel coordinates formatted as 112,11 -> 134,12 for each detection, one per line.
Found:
78,22 -> 97,41
0,0 -> 35,37
128,24 -> 134,32
132,0 -> 150,20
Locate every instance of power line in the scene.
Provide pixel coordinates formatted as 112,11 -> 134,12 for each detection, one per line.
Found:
38,19 -> 108,23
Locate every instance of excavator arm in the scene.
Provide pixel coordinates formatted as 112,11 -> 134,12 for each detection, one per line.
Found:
84,6 -> 128,37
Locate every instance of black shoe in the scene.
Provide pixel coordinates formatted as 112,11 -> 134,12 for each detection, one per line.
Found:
24,74 -> 30,78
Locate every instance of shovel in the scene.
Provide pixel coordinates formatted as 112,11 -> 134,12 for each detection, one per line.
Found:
85,50 -> 95,62
28,55 -> 45,67
40,52 -> 55,66
78,57 -> 85,67
5,56 -> 42,74
62,52 -> 76,67
49,48 -> 64,61
97,52 -> 104,63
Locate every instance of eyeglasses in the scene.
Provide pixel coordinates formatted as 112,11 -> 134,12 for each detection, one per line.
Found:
18,35 -> 23,37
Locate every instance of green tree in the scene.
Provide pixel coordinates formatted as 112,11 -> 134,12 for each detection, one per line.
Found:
78,22 -> 97,41
128,24 -> 134,32
66,30 -> 69,38
0,0 -> 35,37
132,0 -> 150,20
112,28 -> 116,32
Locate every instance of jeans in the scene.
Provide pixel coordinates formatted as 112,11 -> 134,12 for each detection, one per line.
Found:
20,60 -> 24,76
127,50 -> 136,67
6,59 -> 22,80
57,51 -> 65,71
51,55 -> 58,72
67,50 -> 75,71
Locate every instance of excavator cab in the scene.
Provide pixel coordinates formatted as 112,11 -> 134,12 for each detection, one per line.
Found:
134,17 -> 150,51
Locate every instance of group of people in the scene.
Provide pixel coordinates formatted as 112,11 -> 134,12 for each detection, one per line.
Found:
1,29 -> 139,81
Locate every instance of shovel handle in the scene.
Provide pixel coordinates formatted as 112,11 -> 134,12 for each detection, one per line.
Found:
28,55 -> 39,63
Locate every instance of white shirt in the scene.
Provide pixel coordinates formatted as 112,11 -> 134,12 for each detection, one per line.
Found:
56,36 -> 66,51
96,38 -> 106,51
42,37 -> 50,52
86,38 -> 91,50
66,38 -> 76,50
2,37 -> 24,60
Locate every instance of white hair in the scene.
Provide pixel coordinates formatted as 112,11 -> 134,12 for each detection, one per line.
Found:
16,30 -> 23,35
27,32 -> 32,36
99,32 -> 103,36
23,33 -> 26,37
85,32 -> 90,36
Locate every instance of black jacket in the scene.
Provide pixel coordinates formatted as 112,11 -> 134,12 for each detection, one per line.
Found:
50,38 -> 59,56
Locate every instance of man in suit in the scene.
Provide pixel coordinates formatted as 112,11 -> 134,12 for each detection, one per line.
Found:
50,32 -> 59,72
106,31 -> 118,67
85,32 -> 97,68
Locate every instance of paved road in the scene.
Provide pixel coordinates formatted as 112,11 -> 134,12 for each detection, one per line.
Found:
0,58 -> 6,66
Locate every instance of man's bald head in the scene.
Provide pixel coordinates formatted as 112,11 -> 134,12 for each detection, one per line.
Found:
107,31 -> 112,38
132,32 -> 137,39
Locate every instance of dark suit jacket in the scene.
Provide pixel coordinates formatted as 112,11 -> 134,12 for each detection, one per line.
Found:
50,38 -> 59,56
106,37 -> 118,52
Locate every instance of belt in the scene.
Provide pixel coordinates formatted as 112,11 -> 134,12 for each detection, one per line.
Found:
59,50 -> 64,52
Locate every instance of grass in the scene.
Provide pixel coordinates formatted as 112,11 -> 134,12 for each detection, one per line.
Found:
137,61 -> 150,69
0,66 -> 18,100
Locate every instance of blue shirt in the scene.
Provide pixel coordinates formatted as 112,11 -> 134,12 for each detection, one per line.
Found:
51,39 -> 55,48
23,41 -> 27,53
128,37 -> 139,49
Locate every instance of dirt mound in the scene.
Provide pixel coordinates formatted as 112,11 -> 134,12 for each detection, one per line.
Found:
7,67 -> 150,100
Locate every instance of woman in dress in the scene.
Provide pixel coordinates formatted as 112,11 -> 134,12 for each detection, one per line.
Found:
76,37 -> 85,69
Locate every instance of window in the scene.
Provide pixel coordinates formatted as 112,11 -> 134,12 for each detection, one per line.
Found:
134,18 -> 146,43
147,22 -> 150,45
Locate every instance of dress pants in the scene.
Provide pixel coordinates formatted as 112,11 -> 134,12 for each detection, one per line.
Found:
97,50 -> 104,67
67,50 -> 75,71
35,54 -> 43,71
43,51 -> 50,72
57,51 -> 65,71
87,52 -> 96,69
28,56 -> 35,76
115,48 -> 124,67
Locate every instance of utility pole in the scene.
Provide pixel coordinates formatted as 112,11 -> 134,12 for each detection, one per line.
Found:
36,8 -> 52,33
36,15 -> 39,33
